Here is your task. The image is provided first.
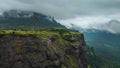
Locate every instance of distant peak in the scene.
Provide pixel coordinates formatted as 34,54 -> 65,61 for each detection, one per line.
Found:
2,10 -> 47,18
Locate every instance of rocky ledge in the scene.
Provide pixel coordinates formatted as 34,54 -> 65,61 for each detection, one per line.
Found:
0,33 -> 87,68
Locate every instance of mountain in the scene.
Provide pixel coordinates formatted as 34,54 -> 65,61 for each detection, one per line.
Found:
84,29 -> 120,59
0,10 -> 66,29
0,10 -> 88,68
84,30 -> 120,68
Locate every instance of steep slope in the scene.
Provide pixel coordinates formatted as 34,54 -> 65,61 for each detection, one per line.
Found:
84,30 -> 120,61
0,10 -> 66,29
84,30 -> 120,68
0,29 -> 87,68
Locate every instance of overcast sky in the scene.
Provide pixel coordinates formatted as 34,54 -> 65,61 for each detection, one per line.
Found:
0,0 -> 120,33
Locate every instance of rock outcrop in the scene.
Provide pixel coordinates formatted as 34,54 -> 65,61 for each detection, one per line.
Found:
0,34 -> 87,68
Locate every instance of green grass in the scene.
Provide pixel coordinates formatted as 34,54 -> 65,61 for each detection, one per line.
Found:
0,29 -> 81,45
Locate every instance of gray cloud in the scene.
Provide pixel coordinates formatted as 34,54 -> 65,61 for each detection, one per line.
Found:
0,0 -> 120,33
1,0 -> 120,19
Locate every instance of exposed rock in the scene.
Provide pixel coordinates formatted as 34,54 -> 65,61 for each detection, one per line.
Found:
0,34 -> 87,68
49,34 -> 58,42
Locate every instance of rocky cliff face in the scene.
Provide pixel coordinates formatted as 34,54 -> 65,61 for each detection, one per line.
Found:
0,33 -> 87,68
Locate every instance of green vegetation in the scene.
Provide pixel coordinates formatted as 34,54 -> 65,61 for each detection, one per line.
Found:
65,54 -> 78,68
0,29 -> 81,45
61,64 -> 67,68
86,45 -> 120,68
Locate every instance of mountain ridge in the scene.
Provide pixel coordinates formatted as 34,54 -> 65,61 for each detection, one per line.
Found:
0,10 -> 66,29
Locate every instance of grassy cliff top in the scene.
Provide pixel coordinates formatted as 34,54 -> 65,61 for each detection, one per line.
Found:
0,29 -> 87,68
0,29 -> 81,45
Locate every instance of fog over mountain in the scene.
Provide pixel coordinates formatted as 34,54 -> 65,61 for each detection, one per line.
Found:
60,19 -> 120,33
0,0 -> 120,33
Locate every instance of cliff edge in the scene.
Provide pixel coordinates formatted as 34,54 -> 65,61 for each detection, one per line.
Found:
0,29 -> 87,68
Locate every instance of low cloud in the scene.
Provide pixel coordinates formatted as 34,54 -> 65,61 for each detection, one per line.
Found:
59,15 -> 120,33
0,0 -> 120,33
